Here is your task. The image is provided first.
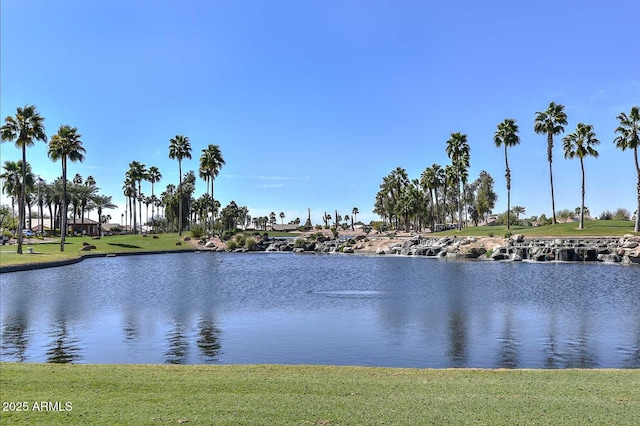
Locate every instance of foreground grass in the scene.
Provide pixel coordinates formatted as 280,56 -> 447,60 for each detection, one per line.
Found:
434,220 -> 637,238
0,233 -> 192,267
1,364 -> 638,425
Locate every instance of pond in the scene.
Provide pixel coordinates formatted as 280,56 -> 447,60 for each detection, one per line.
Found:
1,252 -> 639,368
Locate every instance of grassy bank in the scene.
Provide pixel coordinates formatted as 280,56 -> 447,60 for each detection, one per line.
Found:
435,220 -> 637,238
1,363 -> 638,425
0,233 -> 193,267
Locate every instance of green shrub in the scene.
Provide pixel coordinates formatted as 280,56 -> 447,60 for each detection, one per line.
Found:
485,249 -> 493,258
222,230 -> 234,241
504,231 -> 512,239
488,232 -> 494,237
245,238 -> 258,251
235,234 -> 247,247
294,238 -> 308,248
226,241 -> 237,251
191,224 -> 204,239
330,227 -> 339,238
315,225 -> 322,230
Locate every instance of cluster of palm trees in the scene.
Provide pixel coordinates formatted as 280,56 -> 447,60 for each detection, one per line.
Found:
374,103 -> 639,233
375,131 -> 489,233
122,161 -> 163,235
535,103 -> 638,231
1,105 -> 116,253
123,136 -> 225,236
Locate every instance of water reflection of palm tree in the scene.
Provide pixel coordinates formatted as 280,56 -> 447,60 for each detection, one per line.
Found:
543,310 -> 560,369
496,308 -> 519,369
122,315 -> 138,342
46,318 -> 81,363
565,316 -> 598,368
165,318 -> 189,364
1,313 -> 30,362
196,317 -> 222,362
446,311 -> 467,367
622,324 -> 640,369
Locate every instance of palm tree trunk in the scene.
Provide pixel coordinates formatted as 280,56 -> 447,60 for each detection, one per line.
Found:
138,181 -> 143,233
548,134 -> 557,224
17,145 -> 26,254
48,203 -> 53,233
580,158 -> 585,230
457,171 -> 462,230
132,191 -> 137,234
505,145 -> 511,230
98,207 -> 103,236
60,157 -> 67,251
151,182 -> 155,234
634,147 -> 640,233
178,160 -> 183,236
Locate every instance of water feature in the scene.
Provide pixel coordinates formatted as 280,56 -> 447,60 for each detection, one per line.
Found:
1,252 -> 639,368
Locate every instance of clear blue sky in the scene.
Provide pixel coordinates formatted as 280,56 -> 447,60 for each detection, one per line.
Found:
2,0 -> 639,225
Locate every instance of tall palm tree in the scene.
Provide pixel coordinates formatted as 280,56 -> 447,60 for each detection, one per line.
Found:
124,170 -> 137,233
2,160 -> 35,230
563,123 -> 599,229
445,132 -> 470,230
93,194 -> 117,236
128,161 -> 146,234
83,175 -> 97,222
613,106 -> 640,232
199,144 -> 225,234
168,135 -> 192,236
146,166 -> 162,233
1,105 -> 47,254
494,118 -> 521,230
122,176 -> 135,232
351,207 -> 359,230
443,164 -> 456,225
71,174 -> 83,228
389,167 -> 409,229
421,164 -> 445,229
534,102 -> 568,224
48,125 -> 86,251
279,211 -> 285,230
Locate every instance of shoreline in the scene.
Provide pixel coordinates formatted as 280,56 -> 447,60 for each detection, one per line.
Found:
2,231 -> 638,273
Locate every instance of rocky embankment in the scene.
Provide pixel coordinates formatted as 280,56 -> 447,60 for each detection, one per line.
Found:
195,233 -> 640,265
381,233 -> 640,265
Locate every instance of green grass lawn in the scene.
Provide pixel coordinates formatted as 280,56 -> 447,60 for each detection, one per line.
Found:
433,220 -> 637,238
0,233 -> 193,267
1,363 -> 638,425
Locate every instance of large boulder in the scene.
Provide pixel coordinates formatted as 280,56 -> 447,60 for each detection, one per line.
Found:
512,234 -> 525,243
623,249 -> 640,265
465,247 -> 487,258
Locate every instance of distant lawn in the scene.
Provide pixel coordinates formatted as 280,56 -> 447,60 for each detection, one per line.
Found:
432,220 -> 637,238
0,233 -> 193,267
1,363 -> 639,425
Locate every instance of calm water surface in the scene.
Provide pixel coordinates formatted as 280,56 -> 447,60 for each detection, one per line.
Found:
1,252 -> 639,368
